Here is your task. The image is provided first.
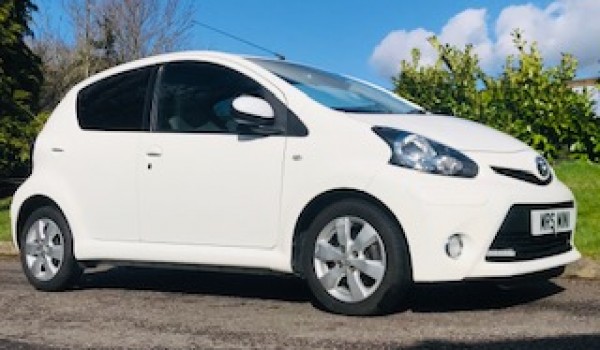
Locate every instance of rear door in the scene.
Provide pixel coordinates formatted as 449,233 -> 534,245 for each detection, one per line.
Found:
67,66 -> 156,241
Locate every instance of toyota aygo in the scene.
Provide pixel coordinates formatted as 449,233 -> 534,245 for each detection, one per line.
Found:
11,51 -> 579,315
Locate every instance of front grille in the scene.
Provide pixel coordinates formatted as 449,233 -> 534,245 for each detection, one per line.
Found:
491,166 -> 552,186
486,202 -> 574,262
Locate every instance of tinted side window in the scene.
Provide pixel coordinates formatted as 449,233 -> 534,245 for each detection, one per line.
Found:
77,66 -> 154,131
156,62 -> 268,133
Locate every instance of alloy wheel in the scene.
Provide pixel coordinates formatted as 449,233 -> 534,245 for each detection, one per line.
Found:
313,216 -> 387,303
24,218 -> 65,281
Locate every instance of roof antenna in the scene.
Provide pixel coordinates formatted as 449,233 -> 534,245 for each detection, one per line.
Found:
193,21 -> 285,60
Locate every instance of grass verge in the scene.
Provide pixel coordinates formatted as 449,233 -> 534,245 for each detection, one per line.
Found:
0,197 -> 11,242
555,160 -> 600,260
0,161 -> 598,259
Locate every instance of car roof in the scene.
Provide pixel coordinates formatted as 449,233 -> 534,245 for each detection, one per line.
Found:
73,50 -> 278,91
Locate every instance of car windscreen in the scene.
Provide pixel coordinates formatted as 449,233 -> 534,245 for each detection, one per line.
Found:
249,58 -> 421,114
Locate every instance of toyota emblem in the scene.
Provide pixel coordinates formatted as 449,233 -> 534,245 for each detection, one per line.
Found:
536,156 -> 550,179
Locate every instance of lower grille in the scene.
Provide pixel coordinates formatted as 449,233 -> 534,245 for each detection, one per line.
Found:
486,202 -> 574,262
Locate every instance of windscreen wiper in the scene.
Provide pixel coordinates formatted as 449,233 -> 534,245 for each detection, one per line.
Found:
405,108 -> 427,114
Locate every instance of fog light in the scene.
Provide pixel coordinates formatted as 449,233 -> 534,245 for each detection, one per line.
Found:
446,234 -> 463,259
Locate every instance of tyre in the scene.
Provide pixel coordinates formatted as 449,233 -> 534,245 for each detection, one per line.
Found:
301,199 -> 412,315
19,206 -> 82,291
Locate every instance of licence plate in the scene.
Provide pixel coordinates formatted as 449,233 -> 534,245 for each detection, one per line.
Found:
530,208 -> 574,236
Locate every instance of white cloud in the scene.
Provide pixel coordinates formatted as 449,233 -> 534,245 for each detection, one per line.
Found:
439,8 -> 494,69
370,28 -> 436,78
495,0 -> 600,67
370,0 -> 600,78
439,9 -> 488,48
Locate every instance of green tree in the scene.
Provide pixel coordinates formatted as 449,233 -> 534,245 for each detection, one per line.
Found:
394,30 -> 600,162
0,0 -> 42,177
394,38 -> 485,119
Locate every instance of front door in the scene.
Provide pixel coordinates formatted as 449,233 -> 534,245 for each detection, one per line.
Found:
139,61 -> 286,248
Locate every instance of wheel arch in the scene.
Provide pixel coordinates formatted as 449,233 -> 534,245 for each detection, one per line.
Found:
291,188 -> 412,277
15,195 -> 64,248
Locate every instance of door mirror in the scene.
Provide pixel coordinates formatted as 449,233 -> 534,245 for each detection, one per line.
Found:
232,95 -> 282,136
232,95 -> 275,123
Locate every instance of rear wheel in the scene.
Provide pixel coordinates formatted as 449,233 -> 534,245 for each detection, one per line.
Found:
302,199 -> 412,315
19,206 -> 81,291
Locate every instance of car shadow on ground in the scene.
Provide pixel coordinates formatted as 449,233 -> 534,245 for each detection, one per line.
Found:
406,334 -> 600,350
77,265 -> 565,313
407,280 -> 564,313
78,265 -> 312,302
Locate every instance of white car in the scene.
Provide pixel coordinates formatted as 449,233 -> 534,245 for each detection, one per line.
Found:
10,51 -> 579,315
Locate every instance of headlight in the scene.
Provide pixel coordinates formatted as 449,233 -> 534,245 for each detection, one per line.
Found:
373,126 -> 478,178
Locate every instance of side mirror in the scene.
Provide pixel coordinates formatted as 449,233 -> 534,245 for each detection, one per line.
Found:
232,95 -> 275,125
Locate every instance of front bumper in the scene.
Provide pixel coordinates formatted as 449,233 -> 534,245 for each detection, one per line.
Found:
366,151 -> 580,282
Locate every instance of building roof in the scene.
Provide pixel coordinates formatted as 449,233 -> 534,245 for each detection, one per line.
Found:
568,77 -> 599,88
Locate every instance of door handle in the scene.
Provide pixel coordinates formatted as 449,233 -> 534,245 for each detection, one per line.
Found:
146,146 -> 163,157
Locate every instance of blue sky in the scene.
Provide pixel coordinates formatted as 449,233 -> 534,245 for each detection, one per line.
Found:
34,0 -> 599,87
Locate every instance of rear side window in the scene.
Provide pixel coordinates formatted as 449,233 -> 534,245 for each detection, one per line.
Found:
77,66 -> 154,131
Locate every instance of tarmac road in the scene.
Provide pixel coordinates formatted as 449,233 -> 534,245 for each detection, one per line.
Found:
0,256 -> 599,349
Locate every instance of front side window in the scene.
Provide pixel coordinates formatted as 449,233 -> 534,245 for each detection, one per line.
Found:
77,66 -> 154,131
155,61 -> 270,133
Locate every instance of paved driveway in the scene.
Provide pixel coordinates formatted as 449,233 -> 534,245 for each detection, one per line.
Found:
0,257 -> 598,349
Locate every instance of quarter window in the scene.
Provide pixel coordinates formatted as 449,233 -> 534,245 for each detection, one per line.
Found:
77,66 -> 154,131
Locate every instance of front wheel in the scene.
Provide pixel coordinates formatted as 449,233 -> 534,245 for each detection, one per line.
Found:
19,206 -> 82,291
301,199 -> 412,315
